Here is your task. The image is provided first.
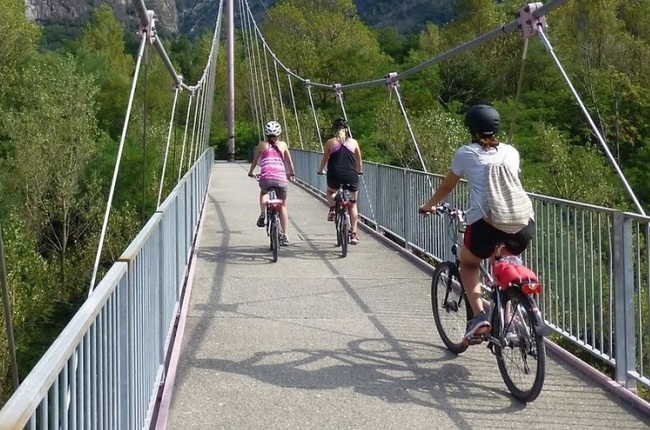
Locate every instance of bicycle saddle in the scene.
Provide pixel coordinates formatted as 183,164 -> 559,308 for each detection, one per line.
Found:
493,261 -> 539,290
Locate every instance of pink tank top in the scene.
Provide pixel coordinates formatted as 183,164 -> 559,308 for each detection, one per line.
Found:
259,144 -> 287,183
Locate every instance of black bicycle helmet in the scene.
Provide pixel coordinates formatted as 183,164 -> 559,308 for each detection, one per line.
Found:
332,117 -> 348,130
464,104 -> 500,136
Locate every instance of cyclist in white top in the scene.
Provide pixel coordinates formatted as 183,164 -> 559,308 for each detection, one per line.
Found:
419,104 -> 535,343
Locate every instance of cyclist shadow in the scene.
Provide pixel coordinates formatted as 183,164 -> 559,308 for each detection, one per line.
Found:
197,246 -> 283,265
192,337 -> 525,415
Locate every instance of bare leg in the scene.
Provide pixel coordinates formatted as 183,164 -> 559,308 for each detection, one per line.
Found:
459,246 -> 484,316
259,191 -> 268,214
326,188 -> 336,207
279,204 -> 289,235
350,191 -> 359,232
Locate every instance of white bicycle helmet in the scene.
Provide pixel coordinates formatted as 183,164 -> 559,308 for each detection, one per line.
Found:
264,121 -> 282,137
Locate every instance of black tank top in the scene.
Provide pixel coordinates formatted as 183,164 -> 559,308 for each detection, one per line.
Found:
327,139 -> 356,179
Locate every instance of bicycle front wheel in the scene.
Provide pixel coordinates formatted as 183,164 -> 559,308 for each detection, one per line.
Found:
431,261 -> 471,354
493,288 -> 546,402
340,213 -> 349,258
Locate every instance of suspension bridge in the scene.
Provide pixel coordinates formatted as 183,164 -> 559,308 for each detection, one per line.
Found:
1,0 -> 650,428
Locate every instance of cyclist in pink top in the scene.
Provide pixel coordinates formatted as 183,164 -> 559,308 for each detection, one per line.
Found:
248,121 -> 295,246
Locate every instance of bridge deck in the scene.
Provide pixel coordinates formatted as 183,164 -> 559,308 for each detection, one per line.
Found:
159,161 -> 650,429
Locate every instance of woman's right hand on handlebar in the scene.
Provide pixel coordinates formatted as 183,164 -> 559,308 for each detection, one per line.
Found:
419,204 -> 437,216
317,170 -> 325,175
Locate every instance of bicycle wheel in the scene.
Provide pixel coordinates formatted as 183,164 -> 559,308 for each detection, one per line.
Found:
431,261 -> 471,354
270,215 -> 279,262
340,211 -> 349,258
335,209 -> 342,246
493,288 -> 546,402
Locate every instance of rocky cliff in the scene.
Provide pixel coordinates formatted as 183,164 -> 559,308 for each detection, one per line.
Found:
25,0 -> 179,33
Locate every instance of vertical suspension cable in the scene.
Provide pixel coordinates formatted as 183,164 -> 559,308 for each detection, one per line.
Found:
252,21 -> 269,116
178,92 -> 195,181
388,75 -> 433,192
306,81 -> 324,151
334,87 -> 376,221
239,0 -> 262,141
191,83 -> 202,164
537,28 -> 644,215
287,72 -> 304,149
89,33 -> 148,294
263,45 -> 277,119
142,44 -> 149,225
188,86 -> 202,172
509,38 -> 529,144
246,5 -> 266,133
274,59 -> 289,144
239,0 -> 261,140
157,84 -> 181,207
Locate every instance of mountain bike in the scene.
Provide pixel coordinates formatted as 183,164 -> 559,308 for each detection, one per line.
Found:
253,175 -> 284,262
421,203 -> 550,402
333,184 -> 354,258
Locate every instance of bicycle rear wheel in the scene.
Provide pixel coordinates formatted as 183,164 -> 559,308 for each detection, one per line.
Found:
431,261 -> 471,354
493,288 -> 546,402
270,216 -> 279,262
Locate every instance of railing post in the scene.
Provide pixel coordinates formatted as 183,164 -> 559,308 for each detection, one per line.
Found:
613,212 -> 637,392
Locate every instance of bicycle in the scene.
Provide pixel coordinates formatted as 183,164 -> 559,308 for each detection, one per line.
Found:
252,175 -> 284,262
333,184 -> 355,258
421,203 -> 550,402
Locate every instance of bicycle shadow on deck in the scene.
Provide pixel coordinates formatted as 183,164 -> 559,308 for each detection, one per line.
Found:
192,337 -> 526,419
197,240 -> 346,265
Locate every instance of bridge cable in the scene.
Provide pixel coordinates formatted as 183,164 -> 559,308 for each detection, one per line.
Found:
287,72 -> 305,149
306,81 -> 324,151
386,73 -> 433,193
142,44 -> 149,225
509,37 -> 529,144
242,0 -> 568,92
240,0 -> 262,140
189,85 -> 203,166
274,59 -> 290,145
89,31 -> 149,294
252,23 -> 269,115
248,6 -> 268,130
536,26 -> 645,216
187,86 -> 202,172
178,92 -> 195,181
334,85 -> 376,221
157,83 -> 182,207
263,44 -> 277,119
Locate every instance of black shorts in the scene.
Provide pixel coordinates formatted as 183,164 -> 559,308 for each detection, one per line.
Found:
326,173 -> 358,192
463,219 -> 535,259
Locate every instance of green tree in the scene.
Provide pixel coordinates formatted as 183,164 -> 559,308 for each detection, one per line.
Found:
2,53 -> 103,291
0,0 -> 40,98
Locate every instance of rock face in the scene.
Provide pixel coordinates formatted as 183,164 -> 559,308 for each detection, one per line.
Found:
24,0 -> 179,33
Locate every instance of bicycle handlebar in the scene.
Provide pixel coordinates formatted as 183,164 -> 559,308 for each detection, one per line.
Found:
419,203 -> 466,223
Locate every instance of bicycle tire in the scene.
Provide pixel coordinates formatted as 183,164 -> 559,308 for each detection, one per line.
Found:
340,212 -> 349,258
431,261 -> 471,354
335,210 -> 342,246
270,216 -> 279,262
493,288 -> 546,402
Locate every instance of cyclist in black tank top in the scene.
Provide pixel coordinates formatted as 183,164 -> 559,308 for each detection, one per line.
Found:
317,118 -> 364,244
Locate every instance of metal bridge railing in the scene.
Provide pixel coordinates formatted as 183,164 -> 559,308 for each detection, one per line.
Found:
292,148 -> 650,394
0,149 -> 214,430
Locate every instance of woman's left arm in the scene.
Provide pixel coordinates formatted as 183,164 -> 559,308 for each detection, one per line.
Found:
354,140 -> 363,174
